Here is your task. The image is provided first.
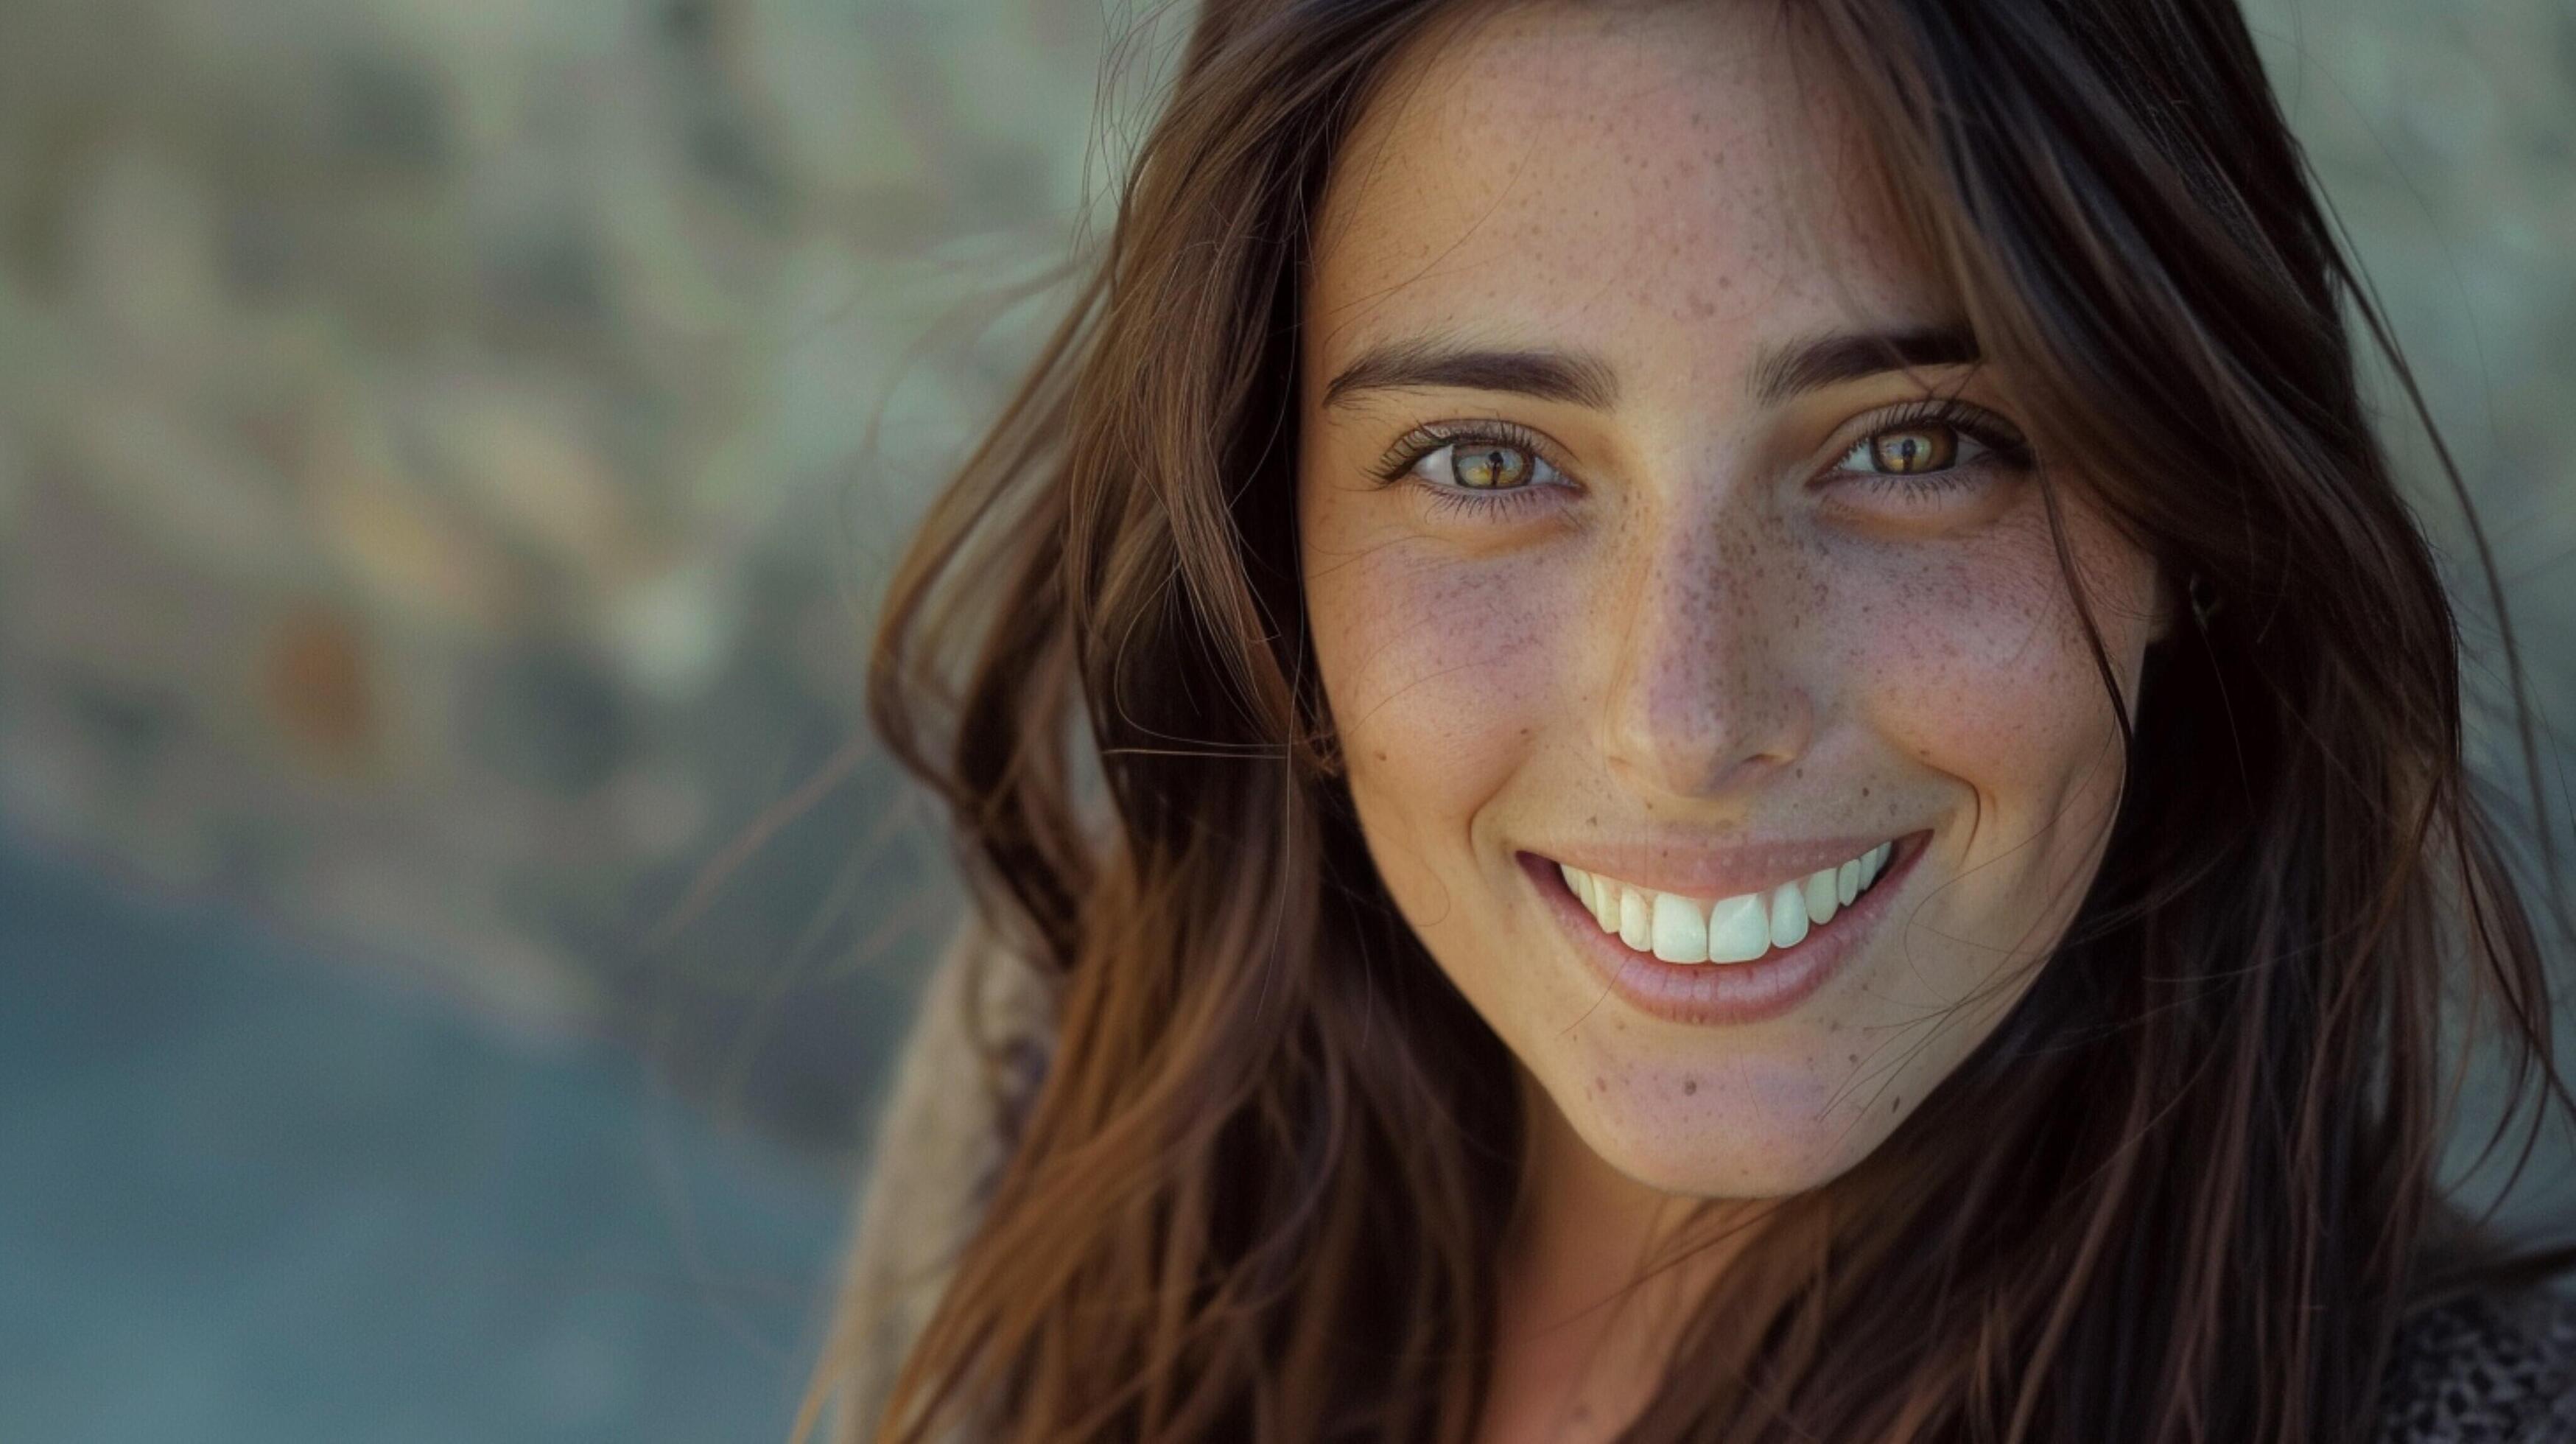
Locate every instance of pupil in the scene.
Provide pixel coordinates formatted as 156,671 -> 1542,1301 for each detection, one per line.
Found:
1461,446 -> 1524,488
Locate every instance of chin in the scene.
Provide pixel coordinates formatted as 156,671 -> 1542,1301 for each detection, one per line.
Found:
1546,1052 -> 1897,1200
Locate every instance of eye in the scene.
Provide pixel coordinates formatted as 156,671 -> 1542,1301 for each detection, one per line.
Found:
1833,418 -> 1988,477
1372,418 -> 1575,518
1819,398 -> 2032,501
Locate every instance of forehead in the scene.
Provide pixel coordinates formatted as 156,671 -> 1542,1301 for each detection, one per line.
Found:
1305,0 -> 1950,390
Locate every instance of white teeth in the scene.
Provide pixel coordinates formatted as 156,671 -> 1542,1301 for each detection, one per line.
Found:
1650,889 -> 1709,963
1704,891 -> 1768,963
1560,865 -> 1619,933
1552,839 -> 1899,967
1803,867 -> 1839,927
1767,881 -> 1810,950
1618,886 -> 1653,951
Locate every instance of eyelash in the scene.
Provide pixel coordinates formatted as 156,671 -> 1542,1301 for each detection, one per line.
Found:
1371,398 -> 2033,519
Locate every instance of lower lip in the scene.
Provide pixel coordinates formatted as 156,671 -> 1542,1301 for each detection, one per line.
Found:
1517,837 -> 1924,1028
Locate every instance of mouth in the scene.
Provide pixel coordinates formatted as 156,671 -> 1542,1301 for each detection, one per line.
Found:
1517,833 -> 1926,1027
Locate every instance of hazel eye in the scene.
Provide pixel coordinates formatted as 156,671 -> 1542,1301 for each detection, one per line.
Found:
1836,422 -> 1987,477
1371,419 -> 1576,521
1395,434 -> 1570,495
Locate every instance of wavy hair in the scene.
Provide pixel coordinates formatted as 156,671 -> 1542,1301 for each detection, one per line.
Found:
808,0 -> 2575,1438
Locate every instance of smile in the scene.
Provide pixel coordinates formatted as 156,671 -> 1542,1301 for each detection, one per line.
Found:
1557,841 -> 1895,965
1519,835 -> 1923,1027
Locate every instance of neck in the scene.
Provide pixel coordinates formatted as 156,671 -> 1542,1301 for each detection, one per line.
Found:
1478,1070 -> 1758,1443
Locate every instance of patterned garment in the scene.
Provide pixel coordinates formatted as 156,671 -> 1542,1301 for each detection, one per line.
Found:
824,921 -> 2576,1443
2376,1289 -> 2576,1442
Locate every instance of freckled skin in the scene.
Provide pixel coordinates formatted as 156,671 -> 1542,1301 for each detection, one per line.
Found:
1295,5 -> 2161,1437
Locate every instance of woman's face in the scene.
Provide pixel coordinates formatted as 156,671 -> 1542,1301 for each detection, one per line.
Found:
1297,0 -> 2163,1199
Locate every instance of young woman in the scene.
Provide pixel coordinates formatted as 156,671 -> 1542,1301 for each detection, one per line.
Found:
802,0 -> 2576,1439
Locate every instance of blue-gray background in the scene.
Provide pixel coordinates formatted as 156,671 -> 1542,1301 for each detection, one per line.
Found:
0,1 -> 2567,1440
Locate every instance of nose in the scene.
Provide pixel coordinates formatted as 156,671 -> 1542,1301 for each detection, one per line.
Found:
1597,516 -> 1815,802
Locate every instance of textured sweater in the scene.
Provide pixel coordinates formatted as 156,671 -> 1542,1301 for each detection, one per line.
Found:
821,922 -> 2576,1443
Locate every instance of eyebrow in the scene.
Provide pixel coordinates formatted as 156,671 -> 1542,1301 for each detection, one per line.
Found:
1744,323 -> 1982,405
1318,322 -> 1981,413
1321,335 -> 1618,411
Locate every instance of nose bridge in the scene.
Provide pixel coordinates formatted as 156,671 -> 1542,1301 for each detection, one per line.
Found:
1598,503 -> 1814,800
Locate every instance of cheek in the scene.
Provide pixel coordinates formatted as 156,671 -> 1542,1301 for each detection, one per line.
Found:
1842,500 -> 2156,984
1851,506 -> 2144,821
1303,520 -> 1566,905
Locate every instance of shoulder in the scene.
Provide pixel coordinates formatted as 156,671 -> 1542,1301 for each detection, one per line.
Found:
2377,1286 -> 2576,1443
820,914 -> 1056,1443
852,911 -> 1056,1229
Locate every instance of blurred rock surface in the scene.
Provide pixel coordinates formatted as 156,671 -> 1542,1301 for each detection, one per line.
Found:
0,0 -> 1117,1150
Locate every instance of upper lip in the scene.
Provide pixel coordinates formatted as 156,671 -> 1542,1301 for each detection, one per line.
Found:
1523,833 -> 1915,901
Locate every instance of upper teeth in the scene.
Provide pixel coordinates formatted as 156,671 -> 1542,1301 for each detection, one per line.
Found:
1557,842 -> 1894,965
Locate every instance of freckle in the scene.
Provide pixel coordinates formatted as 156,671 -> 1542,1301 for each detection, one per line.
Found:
1374,751 -> 1387,762
1847,1053 -> 1858,1064
1682,1078 -> 1697,1096
1593,1076 -> 1607,1093
1861,787 -> 1870,798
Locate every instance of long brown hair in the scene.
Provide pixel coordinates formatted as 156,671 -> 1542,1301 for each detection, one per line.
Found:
813,0 -> 2575,1438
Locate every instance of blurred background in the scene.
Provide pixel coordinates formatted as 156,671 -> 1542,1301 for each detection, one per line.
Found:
0,1 -> 2568,1439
